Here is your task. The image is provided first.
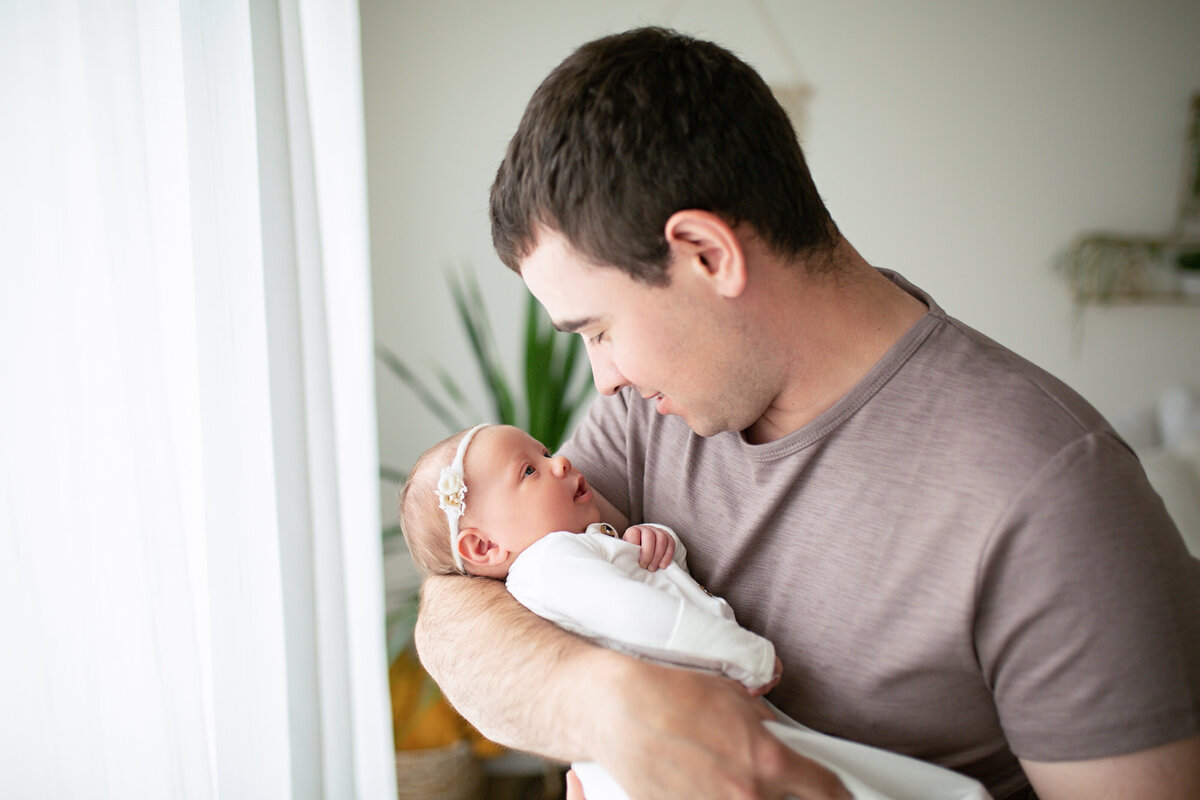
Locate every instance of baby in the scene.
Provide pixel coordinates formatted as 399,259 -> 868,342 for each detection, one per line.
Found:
401,424 -> 990,800
401,422 -> 678,579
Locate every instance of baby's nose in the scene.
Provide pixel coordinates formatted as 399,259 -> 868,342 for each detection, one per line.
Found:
551,455 -> 572,476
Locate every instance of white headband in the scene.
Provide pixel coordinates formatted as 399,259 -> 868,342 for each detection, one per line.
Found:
436,424 -> 489,573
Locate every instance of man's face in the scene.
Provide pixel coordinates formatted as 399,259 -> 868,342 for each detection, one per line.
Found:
521,227 -> 765,437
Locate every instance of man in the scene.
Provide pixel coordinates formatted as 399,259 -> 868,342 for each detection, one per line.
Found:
416,27 -> 1200,800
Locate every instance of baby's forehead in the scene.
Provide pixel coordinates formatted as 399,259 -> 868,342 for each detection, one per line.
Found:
478,425 -> 538,457
475,425 -> 550,471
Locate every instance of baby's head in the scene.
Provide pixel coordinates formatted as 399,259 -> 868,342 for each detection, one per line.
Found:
400,424 -> 603,578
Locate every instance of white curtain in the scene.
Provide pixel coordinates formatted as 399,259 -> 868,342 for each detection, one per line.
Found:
0,1 -> 396,798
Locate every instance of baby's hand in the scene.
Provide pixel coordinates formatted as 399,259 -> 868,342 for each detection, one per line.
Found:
750,657 -> 783,697
621,524 -> 675,571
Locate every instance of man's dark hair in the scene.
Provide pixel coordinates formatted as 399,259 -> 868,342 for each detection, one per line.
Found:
489,26 -> 838,285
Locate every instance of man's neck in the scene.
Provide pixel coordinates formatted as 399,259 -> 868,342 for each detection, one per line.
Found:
743,241 -> 928,444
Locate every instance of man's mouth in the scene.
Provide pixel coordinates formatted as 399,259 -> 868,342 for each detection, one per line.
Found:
641,391 -> 667,413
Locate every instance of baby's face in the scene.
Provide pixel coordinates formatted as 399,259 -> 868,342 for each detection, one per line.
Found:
462,426 -> 603,557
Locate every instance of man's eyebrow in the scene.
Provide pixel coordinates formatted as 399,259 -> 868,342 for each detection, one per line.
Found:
552,315 -> 598,334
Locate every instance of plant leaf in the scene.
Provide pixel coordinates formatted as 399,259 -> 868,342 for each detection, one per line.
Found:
379,465 -> 407,484
524,294 -> 559,443
429,363 -> 474,419
448,267 -> 516,424
376,343 -> 464,432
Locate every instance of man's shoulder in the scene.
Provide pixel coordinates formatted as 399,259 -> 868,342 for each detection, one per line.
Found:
905,311 -> 1121,456
884,271 -> 1115,450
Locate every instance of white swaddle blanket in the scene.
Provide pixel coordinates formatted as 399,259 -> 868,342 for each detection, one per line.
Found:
506,526 -> 991,800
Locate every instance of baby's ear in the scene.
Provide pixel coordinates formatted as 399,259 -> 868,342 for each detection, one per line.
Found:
457,528 -> 509,568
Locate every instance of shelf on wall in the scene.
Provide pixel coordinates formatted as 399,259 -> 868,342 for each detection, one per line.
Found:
1056,233 -> 1200,307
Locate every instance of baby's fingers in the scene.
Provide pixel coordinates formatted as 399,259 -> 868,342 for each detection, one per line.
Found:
564,769 -> 585,800
639,535 -> 659,569
644,529 -> 673,571
658,535 -> 675,569
623,525 -> 673,571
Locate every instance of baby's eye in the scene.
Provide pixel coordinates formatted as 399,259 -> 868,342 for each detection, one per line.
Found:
523,465 -> 536,477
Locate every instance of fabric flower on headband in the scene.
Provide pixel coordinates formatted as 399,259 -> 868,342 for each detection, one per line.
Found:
436,468 -> 467,515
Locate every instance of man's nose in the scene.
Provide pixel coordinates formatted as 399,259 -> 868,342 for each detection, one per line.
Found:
587,348 -> 628,396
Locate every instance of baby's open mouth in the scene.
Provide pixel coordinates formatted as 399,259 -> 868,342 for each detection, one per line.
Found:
574,476 -> 590,500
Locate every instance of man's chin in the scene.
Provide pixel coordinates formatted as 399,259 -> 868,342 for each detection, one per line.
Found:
670,407 -> 713,437
652,396 -> 738,437
680,409 -> 749,439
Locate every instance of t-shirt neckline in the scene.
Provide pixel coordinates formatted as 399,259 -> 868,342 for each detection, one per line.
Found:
728,269 -> 944,461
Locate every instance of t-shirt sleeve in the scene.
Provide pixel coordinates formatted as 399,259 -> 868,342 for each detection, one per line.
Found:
507,532 -> 776,689
975,431 -> 1200,761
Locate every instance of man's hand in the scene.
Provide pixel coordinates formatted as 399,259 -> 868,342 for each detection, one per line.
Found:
621,524 -> 675,571
593,657 -> 851,800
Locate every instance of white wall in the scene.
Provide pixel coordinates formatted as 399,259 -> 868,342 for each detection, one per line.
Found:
362,0 -> 1200,506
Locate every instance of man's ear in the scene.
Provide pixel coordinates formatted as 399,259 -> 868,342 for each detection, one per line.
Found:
664,210 -> 747,298
456,528 -> 510,568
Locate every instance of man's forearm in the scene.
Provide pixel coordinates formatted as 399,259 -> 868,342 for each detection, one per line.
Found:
414,573 -> 618,761
417,573 -> 850,799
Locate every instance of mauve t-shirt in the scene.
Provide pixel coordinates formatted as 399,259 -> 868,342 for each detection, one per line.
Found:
559,272 -> 1200,800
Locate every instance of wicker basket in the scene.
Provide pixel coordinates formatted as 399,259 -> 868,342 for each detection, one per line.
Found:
395,740 -> 485,800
